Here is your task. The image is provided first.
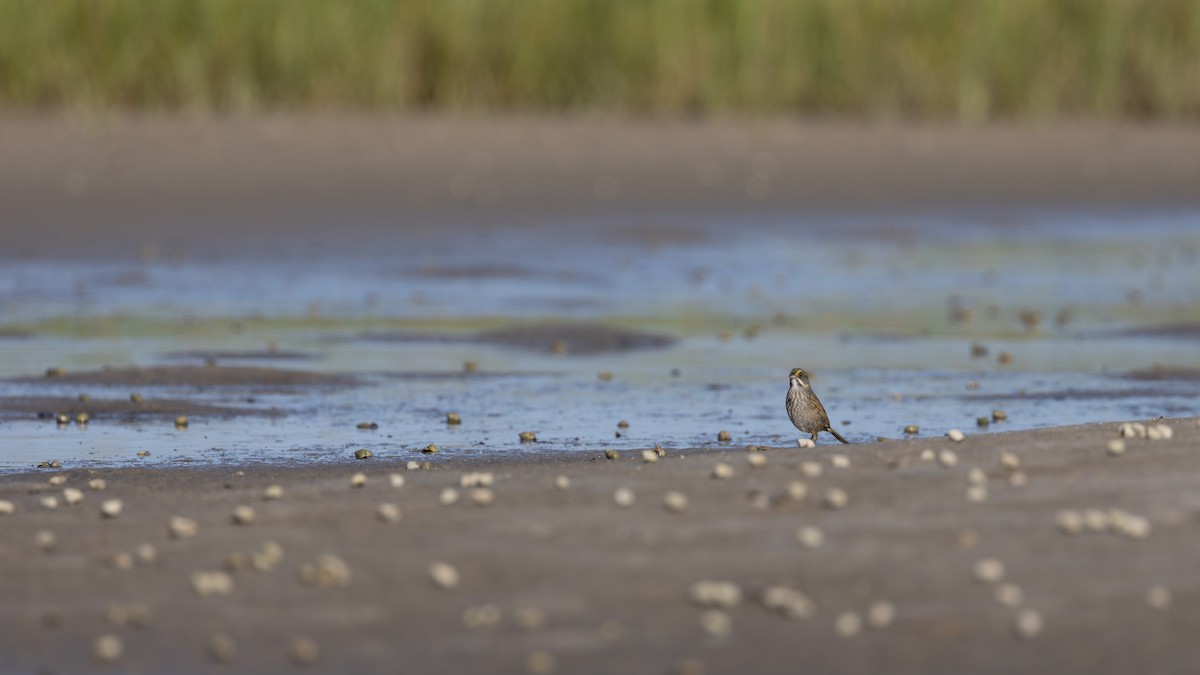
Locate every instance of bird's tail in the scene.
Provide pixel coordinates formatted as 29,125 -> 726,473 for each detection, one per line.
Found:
829,428 -> 850,444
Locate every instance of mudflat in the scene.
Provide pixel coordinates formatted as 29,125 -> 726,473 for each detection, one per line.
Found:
1,419 -> 1196,674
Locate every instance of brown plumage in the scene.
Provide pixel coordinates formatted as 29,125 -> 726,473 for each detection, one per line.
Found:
785,368 -> 849,444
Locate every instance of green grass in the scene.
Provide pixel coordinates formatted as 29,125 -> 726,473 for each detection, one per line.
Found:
1,0 -> 1198,119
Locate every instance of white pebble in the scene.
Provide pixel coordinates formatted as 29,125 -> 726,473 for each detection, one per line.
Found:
711,463 -> 735,480
796,526 -> 825,549
867,601 -> 896,628
262,485 -> 284,500
822,488 -> 849,510
377,502 -> 402,523
252,541 -> 284,572
428,561 -> 459,589
406,461 -> 421,470
1012,608 -> 1043,639
169,515 -> 199,539
746,453 -> 767,468
919,449 -> 935,461
88,478 -> 107,491
663,491 -> 688,513
999,452 -> 1020,471
797,438 -> 816,449
689,580 -> 742,608
350,472 -> 367,488
40,496 -> 59,510
1083,509 -> 1109,533
994,583 -> 1024,607
966,485 -> 988,503
459,472 -> 494,488
937,450 -> 958,467
298,554 -> 352,587
1146,585 -> 1172,610
553,475 -> 571,490
699,610 -> 732,637
62,487 -> 84,505
1147,424 -> 1173,441
111,551 -> 134,570
101,499 -> 123,518
191,570 -> 234,597
1117,514 -> 1152,539
48,475 -> 67,486
973,558 -> 1005,583
786,481 -> 808,501
0,500 -> 13,515
834,611 -> 862,637
1008,471 -> 1028,487
231,505 -> 256,525
1055,510 -> 1084,535
829,454 -> 850,469
1106,439 -> 1126,456
135,543 -> 157,564
800,461 -> 823,478
389,473 -> 406,488
94,634 -> 124,663
760,585 -> 815,618
946,429 -> 965,442
613,487 -> 635,507
1118,422 -> 1146,438
641,450 -> 659,463
438,487 -> 460,506
469,488 -> 495,507
966,468 -> 988,485
35,529 -> 57,552
462,604 -> 502,630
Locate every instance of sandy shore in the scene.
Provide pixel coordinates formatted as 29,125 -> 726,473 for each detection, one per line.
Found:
1,419 -> 1196,674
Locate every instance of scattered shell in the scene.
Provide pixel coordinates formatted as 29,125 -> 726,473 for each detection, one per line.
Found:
1115,513 -> 1152,539
711,463 -> 735,480
94,634 -> 124,663
966,485 -> 988,503
88,478 -> 107,491
470,488 -> 495,507
822,488 -> 849,510
760,585 -> 815,619
133,543 -> 157,565
231,505 -> 256,525
1105,439 -> 1127,457
40,496 -> 59,510
785,481 -> 808,501
62,487 -> 84,505
525,650 -> 557,674
919,449 -> 935,461
175,415 -> 189,429
992,409 -> 1008,422
356,422 -> 378,430
406,461 -> 421,470
827,454 -> 851,470
428,561 -> 460,589
462,604 -> 502,629
75,412 -> 90,425
1146,585 -> 1172,610
746,453 -> 767,468
389,473 -> 406,488
717,431 -> 732,442
191,570 -> 234,597
598,369 -> 613,381
1012,608 -> 1043,639
252,541 -> 284,572
0,500 -> 14,516
376,502 -> 402,523
1118,422 -> 1146,438
289,637 -> 320,665
49,474 -> 67,486
208,633 -> 237,663
1000,452 -> 1020,471
459,472 -> 494,488
699,610 -> 732,637
1146,424 -> 1173,441
663,491 -> 689,513
937,450 -> 959,468
642,450 -> 660,463
100,499 -> 123,518
800,461 -> 823,477
834,611 -> 862,638
1008,471 -> 1028,487
796,526 -> 825,549
262,484 -> 284,500
966,468 -> 988,485
298,554 -> 352,587
54,413 -> 70,425
866,601 -> 896,628
617,420 -> 630,428
136,450 -> 150,458
553,475 -> 571,490
973,558 -> 1006,584
35,529 -> 57,552
689,580 -> 742,608
111,552 -> 134,570
1055,510 -> 1084,535
519,431 -> 537,443
613,487 -> 635,507
422,444 -> 440,454
946,429 -> 965,442
903,425 -> 920,434
514,606 -> 547,631
354,448 -> 374,460
796,438 -> 816,449
994,583 -> 1024,607
439,487 -> 460,506
653,445 -> 666,457
169,516 -> 199,539
1082,509 -> 1109,533
350,473 -> 367,488
446,412 -> 462,425
604,449 -> 620,460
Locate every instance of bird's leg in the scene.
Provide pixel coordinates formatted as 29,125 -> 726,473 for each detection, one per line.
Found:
810,432 -> 819,442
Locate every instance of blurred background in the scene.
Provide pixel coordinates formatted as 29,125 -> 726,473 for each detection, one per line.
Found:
1,0 -> 1199,466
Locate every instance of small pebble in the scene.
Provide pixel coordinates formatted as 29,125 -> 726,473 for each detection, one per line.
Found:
617,420 -> 630,428
94,634 -> 123,663
459,472 -> 494,488
994,583 -> 1024,607
966,485 -> 988,503
1055,510 -> 1084,535
389,473 -> 406,488
422,444 -> 440,454
40,496 -> 59,510
377,502 -> 402,523
350,473 -> 367,488
1083,509 -> 1109,532
613,487 -> 635,507
175,415 -> 189,429
428,561 -> 460,589
252,541 -> 284,571
976,417 -> 990,427
169,516 -> 199,539
759,585 -> 815,619
1106,439 -> 1126,456
604,449 -> 620,460
834,611 -> 862,637
1012,608 -> 1043,639
919,449 -> 935,461
439,487 -> 460,505
297,554 -> 352,587
1146,585 -> 1172,610
937,450 -> 959,468
992,409 -> 1008,422
973,558 -> 1006,583
903,424 -> 919,434
100,499 -> 123,518
262,484 -> 284,500
62,487 -> 84,505
663,491 -> 689,513
49,474 -> 67,486
54,413 -> 70,425
598,369 -> 613,381
135,543 -> 157,564
289,637 -> 320,665
689,580 -> 742,608
1008,471 -> 1028,487
796,438 -> 816,449
356,421 -> 378,430
786,481 -> 808,500
867,601 -> 896,628
796,525 -> 824,549
526,650 -> 557,674
0,500 -> 14,515
111,551 -> 134,570
822,488 -> 849,510
76,412 -> 90,425
800,461 -> 823,477
514,606 -> 546,631
354,448 -> 373,460
553,475 -> 571,490
470,488 -> 495,507
191,570 -> 234,597
1000,451 -> 1020,471
35,529 -> 57,552
967,468 -> 988,485
1147,424 -> 1173,441
406,461 -> 421,470
446,412 -> 462,425
136,451 -> 150,458
1118,422 -> 1146,438
746,453 -> 767,468
519,431 -> 537,443
946,429 -> 965,442
130,393 -> 143,403
830,454 -> 850,469
642,449 -> 659,463
711,463 -> 735,480
462,604 -> 502,630
88,478 -> 107,491
699,610 -> 732,637
231,505 -> 256,525
653,445 -> 666,457
717,431 -> 732,442
1117,514 -> 1152,539
208,633 -> 237,663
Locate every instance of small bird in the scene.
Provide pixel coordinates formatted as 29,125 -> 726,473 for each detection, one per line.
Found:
785,368 -> 849,444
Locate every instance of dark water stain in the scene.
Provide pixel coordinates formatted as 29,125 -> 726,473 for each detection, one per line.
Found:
0,396 -> 264,422
164,350 -> 321,362
11,365 -> 357,388
358,322 -> 678,355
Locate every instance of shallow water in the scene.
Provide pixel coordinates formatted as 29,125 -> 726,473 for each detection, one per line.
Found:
2,209 -> 1199,470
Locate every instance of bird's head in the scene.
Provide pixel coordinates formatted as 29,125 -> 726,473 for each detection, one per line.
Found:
788,368 -> 810,387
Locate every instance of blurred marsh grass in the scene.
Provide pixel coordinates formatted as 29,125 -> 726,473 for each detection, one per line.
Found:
1,0 -> 1197,119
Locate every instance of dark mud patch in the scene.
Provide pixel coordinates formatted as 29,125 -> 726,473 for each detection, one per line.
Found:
0,396 -> 263,422
476,323 -> 677,355
1103,323 -> 1200,339
968,385 -> 1200,402
1121,364 -> 1200,381
163,349 -> 320,362
13,365 -> 356,388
